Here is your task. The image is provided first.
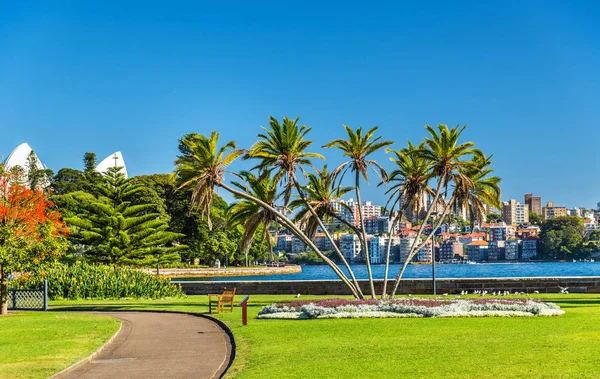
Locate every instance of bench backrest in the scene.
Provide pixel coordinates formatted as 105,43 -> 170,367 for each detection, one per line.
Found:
221,288 -> 236,302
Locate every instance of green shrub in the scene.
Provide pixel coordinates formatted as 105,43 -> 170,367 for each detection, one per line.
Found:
9,263 -> 184,300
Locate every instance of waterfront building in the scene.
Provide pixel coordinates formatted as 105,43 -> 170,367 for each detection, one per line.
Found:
365,216 -> 398,235
369,236 -> 398,264
488,240 -> 506,261
291,236 -> 306,253
502,199 -> 529,225
313,232 -> 338,252
398,236 -> 417,262
439,239 -> 464,261
340,234 -> 361,262
542,202 -> 568,220
439,232 -> 460,242
505,240 -> 519,260
516,226 -> 539,239
276,234 -> 293,253
414,241 -> 434,263
467,240 -> 489,261
459,232 -> 487,247
522,237 -> 539,260
489,222 -> 515,241
524,193 -> 542,215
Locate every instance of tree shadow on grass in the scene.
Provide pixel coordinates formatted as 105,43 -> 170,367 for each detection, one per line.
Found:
50,303 -> 212,313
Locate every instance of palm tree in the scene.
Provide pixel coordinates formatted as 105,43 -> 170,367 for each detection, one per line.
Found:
247,116 -> 323,205
174,131 -> 245,230
246,116 -> 363,298
228,171 -> 280,266
390,124 -> 484,297
381,142 -> 434,298
453,154 -> 502,230
174,128 -> 362,298
323,125 -> 393,298
289,166 -> 353,237
289,166 -> 364,297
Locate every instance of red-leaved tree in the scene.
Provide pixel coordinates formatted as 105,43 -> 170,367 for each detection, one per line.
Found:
0,170 -> 69,315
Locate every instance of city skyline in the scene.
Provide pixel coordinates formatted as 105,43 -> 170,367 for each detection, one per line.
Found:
2,2 -> 600,208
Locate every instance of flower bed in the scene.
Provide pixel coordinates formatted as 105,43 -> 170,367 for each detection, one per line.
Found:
257,298 -> 564,320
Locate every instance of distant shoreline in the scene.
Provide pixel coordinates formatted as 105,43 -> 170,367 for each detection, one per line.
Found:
140,265 -> 302,278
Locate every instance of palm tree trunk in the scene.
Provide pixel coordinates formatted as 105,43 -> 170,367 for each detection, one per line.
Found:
292,178 -> 364,299
219,182 -> 361,298
381,208 -> 406,299
389,173 -> 446,297
391,191 -> 457,298
0,265 -> 8,316
355,171 -> 376,299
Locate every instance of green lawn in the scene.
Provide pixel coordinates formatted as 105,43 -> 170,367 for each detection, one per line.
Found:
0,312 -> 120,379
49,294 -> 600,378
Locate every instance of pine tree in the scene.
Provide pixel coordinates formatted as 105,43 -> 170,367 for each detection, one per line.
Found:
25,150 -> 50,190
66,166 -> 185,266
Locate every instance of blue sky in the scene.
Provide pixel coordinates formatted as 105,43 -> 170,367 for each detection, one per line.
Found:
1,1 -> 599,208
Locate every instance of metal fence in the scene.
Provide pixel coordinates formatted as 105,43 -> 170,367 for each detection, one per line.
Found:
8,278 -> 48,311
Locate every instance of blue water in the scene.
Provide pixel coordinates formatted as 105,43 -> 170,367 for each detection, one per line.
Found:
173,262 -> 600,282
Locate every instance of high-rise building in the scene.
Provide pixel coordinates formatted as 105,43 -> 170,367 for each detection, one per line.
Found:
524,193 -> 542,215
542,202 -> 568,220
502,200 -> 529,225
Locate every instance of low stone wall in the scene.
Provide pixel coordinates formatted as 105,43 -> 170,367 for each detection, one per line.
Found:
142,265 -> 302,277
178,277 -> 600,295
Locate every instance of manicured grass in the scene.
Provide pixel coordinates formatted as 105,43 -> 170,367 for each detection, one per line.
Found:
50,294 -> 600,378
0,312 -> 120,379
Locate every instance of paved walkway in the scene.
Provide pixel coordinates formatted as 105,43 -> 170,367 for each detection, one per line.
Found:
61,312 -> 232,379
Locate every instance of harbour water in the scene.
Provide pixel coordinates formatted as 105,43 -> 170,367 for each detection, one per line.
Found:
173,262 -> 600,282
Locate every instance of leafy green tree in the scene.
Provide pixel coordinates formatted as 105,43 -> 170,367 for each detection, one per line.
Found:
83,152 -> 97,174
486,213 -> 502,223
529,211 -> 543,226
25,150 -> 49,190
539,216 -> 585,259
50,168 -> 87,195
64,166 -> 185,265
0,168 -> 69,315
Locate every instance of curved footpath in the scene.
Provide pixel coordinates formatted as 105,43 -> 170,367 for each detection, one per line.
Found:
55,312 -> 233,379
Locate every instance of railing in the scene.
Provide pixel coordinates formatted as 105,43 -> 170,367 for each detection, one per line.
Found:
8,278 -> 48,311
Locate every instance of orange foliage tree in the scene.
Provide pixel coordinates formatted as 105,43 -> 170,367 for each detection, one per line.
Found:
0,171 -> 69,315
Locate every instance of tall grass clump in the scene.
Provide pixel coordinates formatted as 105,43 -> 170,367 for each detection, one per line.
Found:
10,263 -> 184,300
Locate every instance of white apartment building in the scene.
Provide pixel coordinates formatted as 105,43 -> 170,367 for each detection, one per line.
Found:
489,222 -> 515,241
340,234 -> 361,262
361,201 -> 381,219
502,200 -> 529,225
398,236 -> 417,262
415,241 -> 433,263
505,240 -> 519,260
291,236 -> 306,253
368,235 -> 399,264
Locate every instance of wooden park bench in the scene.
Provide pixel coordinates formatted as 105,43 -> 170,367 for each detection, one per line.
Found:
208,288 -> 236,314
